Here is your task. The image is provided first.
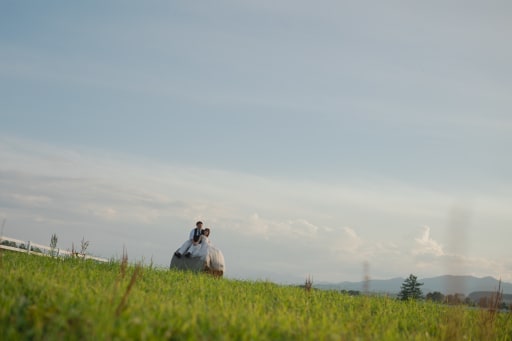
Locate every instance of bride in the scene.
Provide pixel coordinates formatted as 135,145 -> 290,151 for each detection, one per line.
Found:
189,228 -> 225,273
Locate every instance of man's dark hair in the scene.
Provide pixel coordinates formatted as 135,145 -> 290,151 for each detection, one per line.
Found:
196,221 -> 203,226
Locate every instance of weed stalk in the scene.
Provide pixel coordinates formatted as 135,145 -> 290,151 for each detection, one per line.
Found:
304,275 -> 313,292
115,263 -> 143,317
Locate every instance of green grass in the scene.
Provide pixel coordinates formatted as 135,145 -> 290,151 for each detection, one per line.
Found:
1,251 -> 511,340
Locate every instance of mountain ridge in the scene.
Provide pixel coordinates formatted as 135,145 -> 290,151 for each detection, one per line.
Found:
315,275 -> 512,296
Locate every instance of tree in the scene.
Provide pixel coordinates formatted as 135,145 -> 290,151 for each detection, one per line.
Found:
30,246 -> 43,253
1,240 -> 16,247
50,233 -> 58,257
426,291 -> 444,303
445,293 -> 466,305
398,274 -> 424,300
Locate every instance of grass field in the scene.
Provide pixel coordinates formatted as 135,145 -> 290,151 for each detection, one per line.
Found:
1,251 -> 511,340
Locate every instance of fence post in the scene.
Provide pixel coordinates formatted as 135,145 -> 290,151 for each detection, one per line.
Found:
27,241 -> 31,254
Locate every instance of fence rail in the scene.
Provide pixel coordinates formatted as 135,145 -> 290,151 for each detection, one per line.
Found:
0,235 -> 108,262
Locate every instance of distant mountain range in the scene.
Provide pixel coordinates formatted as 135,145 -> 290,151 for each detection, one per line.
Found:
315,275 -> 512,296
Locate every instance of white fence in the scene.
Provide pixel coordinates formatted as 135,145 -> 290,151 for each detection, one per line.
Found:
0,235 -> 108,262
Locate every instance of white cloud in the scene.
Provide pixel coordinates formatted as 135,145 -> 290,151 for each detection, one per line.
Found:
10,193 -> 52,207
1,135 -> 511,283
329,227 -> 364,256
413,226 -> 444,257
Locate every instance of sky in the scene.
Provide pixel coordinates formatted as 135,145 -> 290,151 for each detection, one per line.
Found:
1,1 -> 511,285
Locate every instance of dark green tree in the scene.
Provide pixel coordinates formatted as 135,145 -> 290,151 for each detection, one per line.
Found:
398,274 -> 424,300
425,291 -> 444,303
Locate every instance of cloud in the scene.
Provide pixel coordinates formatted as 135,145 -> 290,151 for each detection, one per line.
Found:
238,214 -> 322,240
413,226 -> 444,257
1,135 -> 511,283
10,193 -> 52,207
406,227 -> 512,282
329,227 -> 364,256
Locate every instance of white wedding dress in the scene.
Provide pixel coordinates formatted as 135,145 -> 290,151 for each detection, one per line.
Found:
171,235 -> 225,275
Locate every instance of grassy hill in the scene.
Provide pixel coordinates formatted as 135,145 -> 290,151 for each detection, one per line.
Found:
1,251 -> 511,340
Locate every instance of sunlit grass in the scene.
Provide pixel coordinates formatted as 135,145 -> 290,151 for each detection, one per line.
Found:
1,251 -> 511,340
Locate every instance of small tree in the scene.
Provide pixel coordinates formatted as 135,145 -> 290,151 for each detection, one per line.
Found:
79,237 -> 90,258
50,233 -> 58,257
398,274 -> 424,300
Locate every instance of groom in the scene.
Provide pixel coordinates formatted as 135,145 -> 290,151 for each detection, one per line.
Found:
174,221 -> 204,258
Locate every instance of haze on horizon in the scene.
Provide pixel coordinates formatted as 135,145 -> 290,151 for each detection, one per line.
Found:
1,1 -> 511,284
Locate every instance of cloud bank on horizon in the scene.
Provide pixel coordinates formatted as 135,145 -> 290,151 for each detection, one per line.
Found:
1,1 -> 511,283
1,136 -> 510,283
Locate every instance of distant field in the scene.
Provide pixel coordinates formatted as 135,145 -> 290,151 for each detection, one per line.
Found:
1,251 -> 511,340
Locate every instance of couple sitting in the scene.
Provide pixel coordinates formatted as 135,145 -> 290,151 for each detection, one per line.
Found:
174,221 -> 211,258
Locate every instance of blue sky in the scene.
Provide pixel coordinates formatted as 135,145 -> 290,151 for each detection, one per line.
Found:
1,1 -> 511,285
